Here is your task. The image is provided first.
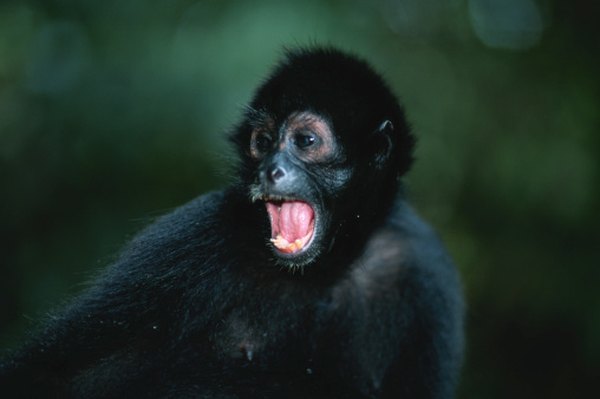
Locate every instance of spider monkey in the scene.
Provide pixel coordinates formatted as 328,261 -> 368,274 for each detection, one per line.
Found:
0,47 -> 464,399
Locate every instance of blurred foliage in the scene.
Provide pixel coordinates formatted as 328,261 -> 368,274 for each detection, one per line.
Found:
0,0 -> 598,397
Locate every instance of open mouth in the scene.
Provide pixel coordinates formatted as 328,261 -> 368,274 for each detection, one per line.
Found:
265,199 -> 315,255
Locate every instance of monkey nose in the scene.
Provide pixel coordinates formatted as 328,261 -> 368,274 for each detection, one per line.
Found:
268,166 -> 286,184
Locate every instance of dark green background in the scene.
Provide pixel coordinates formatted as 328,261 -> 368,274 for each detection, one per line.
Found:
1,0 -> 598,397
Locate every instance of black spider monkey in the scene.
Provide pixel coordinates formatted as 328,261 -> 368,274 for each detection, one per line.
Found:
0,47 -> 464,398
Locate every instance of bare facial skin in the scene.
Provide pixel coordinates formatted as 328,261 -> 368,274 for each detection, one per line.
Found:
250,111 -> 337,163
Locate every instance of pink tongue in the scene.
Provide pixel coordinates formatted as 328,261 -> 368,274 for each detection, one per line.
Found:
268,201 -> 314,242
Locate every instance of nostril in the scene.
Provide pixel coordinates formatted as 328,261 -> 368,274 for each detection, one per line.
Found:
269,167 -> 285,183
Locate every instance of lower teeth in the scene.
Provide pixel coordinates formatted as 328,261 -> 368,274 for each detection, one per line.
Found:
270,234 -> 304,252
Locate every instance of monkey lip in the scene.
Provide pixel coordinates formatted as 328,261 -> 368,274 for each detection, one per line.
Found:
265,200 -> 315,254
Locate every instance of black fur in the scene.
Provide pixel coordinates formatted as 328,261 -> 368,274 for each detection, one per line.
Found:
0,47 -> 463,398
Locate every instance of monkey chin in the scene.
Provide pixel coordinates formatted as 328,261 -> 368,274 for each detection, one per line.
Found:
270,216 -> 323,273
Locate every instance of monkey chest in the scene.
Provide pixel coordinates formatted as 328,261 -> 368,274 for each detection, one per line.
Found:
208,304 -> 317,370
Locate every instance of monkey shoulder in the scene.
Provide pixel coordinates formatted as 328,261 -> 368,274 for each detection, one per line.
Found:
341,199 -> 463,314
327,201 -> 464,393
130,190 -> 227,247
108,190 -> 239,271
352,201 -> 451,273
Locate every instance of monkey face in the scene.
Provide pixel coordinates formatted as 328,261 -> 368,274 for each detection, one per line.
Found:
246,111 -> 347,269
231,48 -> 415,270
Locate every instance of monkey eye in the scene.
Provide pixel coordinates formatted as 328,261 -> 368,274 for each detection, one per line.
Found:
252,132 -> 273,154
293,132 -> 317,149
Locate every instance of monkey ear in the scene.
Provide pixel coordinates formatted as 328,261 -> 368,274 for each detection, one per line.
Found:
378,120 -> 394,134
372,120 -> 393,168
